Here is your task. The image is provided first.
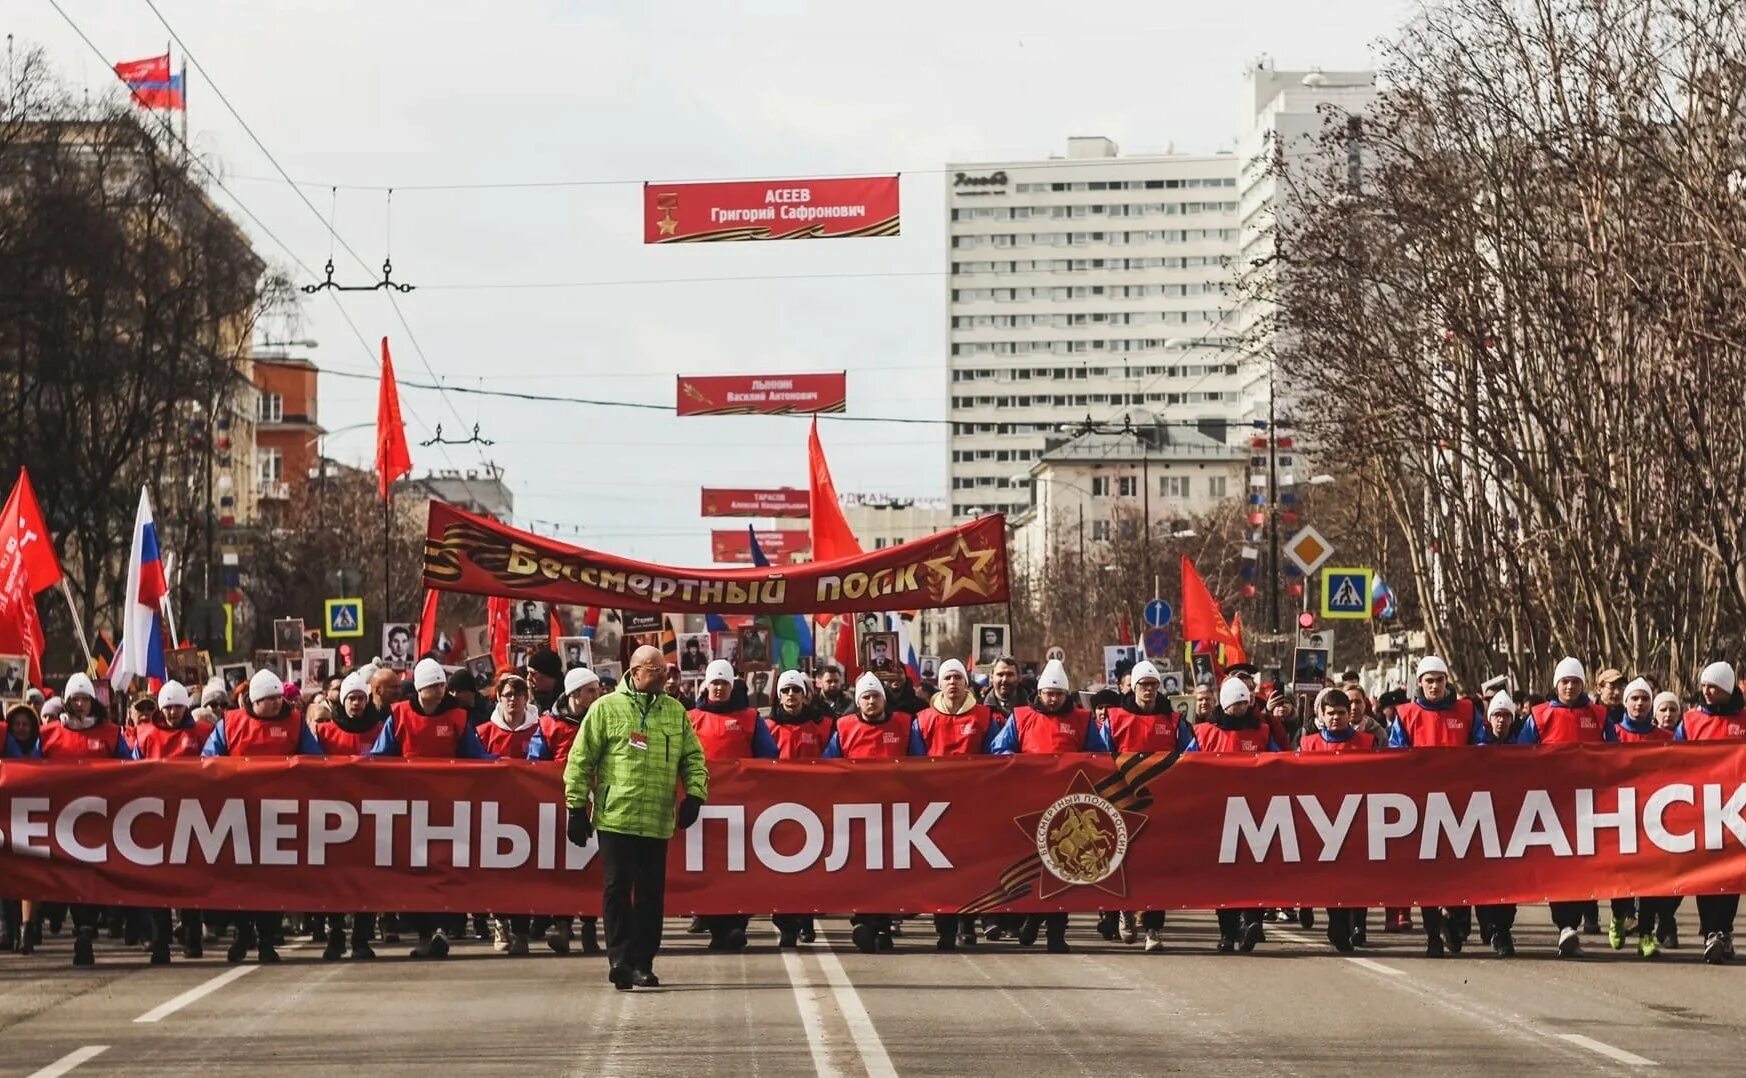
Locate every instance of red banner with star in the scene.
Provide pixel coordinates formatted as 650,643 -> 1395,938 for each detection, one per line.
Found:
7,745 -> 1746,914
644,176 -> 900,243
422,501 -> 1007,614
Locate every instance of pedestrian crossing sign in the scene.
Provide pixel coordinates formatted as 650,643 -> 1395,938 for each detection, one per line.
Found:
1320,568 -> 1374,621
325,597 -> 365,639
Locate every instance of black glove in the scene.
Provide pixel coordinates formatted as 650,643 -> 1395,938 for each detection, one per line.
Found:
566,807 -> 594,847
677,795 -> 704,829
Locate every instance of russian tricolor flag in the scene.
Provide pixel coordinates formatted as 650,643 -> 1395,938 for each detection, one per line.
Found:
111,487 -> 168,689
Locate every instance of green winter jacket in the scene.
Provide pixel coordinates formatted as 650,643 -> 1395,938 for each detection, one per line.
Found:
563,679 -> 708,840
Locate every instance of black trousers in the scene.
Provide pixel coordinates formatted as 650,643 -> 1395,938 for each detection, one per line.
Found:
1215,908 -> 1261,938
932,914 -> 974,940
599,830 -> 668,972
325,913 -> 376,945
149,909 -> 203,948
1476,904 -> 1517,935
1326,908 -> 1358,948
1697,894 -> 1740,935
1548,900 -> 1588,930
1422,905 -> 1470,940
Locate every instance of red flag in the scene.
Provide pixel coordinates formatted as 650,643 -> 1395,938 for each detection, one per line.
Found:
375,338 -> 412,501
487,596 -> 510,669
0,554 -> 43,687
808,418 -> 860,563
0,468 -> 63,593
417,589 -> 440,657
1181,555 -> 1242,655
1224,612 -> 1248,666
113,54 -> 169,84
1118,612 -> 1133,647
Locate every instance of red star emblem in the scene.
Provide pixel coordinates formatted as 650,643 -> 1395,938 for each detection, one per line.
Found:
925,537 -> 998,604
1014,770 -> 1149,900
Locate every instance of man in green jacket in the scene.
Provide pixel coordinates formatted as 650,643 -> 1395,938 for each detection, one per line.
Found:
564,644 -> 709,990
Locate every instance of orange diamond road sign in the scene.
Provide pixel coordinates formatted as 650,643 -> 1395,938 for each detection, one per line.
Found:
1284,526 -> 1334,576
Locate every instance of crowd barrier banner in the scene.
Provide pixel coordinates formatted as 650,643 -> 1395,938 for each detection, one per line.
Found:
423,500 -> 1010,615
3,746 -> 1745,914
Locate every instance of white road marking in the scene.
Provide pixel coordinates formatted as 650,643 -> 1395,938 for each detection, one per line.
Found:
813,931 -> 898,1078
25,1045 -> 108,1078
133,965 -> 258,1023
1271,928 -> 1407,976
1555,1034 -> 1658,1067
781,947 -> 841,1077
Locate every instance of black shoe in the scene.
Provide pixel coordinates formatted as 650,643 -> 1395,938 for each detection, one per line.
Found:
1216,936 -> 1235,954
686,916 -> 708,935
1331,934 -> 1355,954
778,927 -> 800,949
799,925 -> 817,944
1238,921 -> 1263,954
1582,914 -> 1602,935
631,968 -> 661,988
351,941 -> 376,961
183,941 -> 203,960
983,927 -> 1008,942
851,923 -> 877,954
724,928 -> 748,952
311,924 -> 328,944
936,934 -> 957,952
609,965 -> 633,991
581,921 -> 602,956
226,939 -> 249,964
322,938 -> 346,962
1263,909 -> 1281,923
73,928 -> 95,967
877,932 -> 895,952
1493,932 -> 1515,957
1045,935 -> 1070,954
1479,923 -> 1495,945
1017,918 -> 1040,947
1350,928 -> 1368,949
149,942 -> 171,965
1297,907 -> 1315,929
428,933 -> 449,959
1442,921 -> 1463,955
1425,934 -> 1446,958
257,945 -> 281,964
957,931 -> 977,948
1097,913 -> 1118,941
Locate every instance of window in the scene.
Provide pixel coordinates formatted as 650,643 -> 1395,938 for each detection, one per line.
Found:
259,393 -> 283,423
1091,519 -> 1111,541
1161,475 -> 1190,498
258,446 -> 283,484
1118,476 -> 1137,497
1207,476 -> 1229,498
1091,476 -> 1111,497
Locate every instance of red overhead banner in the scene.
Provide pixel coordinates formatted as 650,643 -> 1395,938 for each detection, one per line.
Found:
423,501 -> 1008,614
701,488 -> 811,518
644,176 -> 900,243
676,373 -> 847,417
6,746 -> 1746,914
711,529 -> 811,565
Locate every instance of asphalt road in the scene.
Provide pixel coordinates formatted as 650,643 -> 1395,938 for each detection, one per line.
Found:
3,907 -> 1741,1076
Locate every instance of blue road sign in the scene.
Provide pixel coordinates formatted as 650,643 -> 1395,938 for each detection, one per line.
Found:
1144,599 -> 1173,628
1143,628 -> 1171,657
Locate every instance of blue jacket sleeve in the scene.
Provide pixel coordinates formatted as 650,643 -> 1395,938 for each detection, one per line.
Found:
979,722 -> 1001,754
113,736 -> 135,760
906,721 -> 926,756
1516,717 -> 1542,745
989,716 -> 1019,755
527,731 -> 550,761
1182,732 -> 1200,752
457,725 -> 494,760
368,720 -> 401,757
1467,705 -> 1484,745
201,721 -> 227,757
296,726 -> 324,755
1083,722 -> 1111,752
1386,719 -> 1411,749
1674,722 -> 1688,742
822,732 -> 842,759
752,718 -> 781,760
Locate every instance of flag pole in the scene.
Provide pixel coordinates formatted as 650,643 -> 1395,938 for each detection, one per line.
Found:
57,578 -> 95,668
382,494 -> 391,650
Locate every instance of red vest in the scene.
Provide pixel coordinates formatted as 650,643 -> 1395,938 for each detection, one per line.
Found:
1192,720 -> 1273,754
914,702 -> 998,756
534,714 -> 581,765
766,714 -> 834,760
1613,721 -> 1672,744
388,699 -> 468,758
688,707 -> 761,761
1681,708 -> 1746,742
1104,706 -> 1184,753
1394,699 -> 1478,747
1299,729 -> 1378,754
1530,701 -> 1609,744
132,718 -> 214,760
220,706 -> 307,757
475,720 -> 536,759
833,713 -> 914,759
1007,706 -> 1093,753
38,720 -> 123,761
316,719 -> 385,757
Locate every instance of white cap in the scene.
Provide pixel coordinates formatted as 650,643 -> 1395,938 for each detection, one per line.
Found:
1553,657 -> 1586,686
1701,661 -> 1736,694
1654,690 -> 1681,713
64,673 -> 95,700
1037,659 -> 1070,692
340,672 -> 370,701
1219,676 -> 1252,710
854,671 -> 886,699
777,669 -> 810,693
156,680 -> 190,710
1487,689 -> 1515,717
413,658 -> 446,691
704,659 -> 735,687
1623,677 -> 1654,702
1313,687 -> 1348,713
249,668 -> 284,700
564,666 -> 600,694
938,658 -> 968,682
42,698 -> 63,718
1415,656 -> 1450,680
1130,660 -> 1162,685
356,662 -> 379,685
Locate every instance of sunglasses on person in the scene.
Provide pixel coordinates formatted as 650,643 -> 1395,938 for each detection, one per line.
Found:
779,686 -> 805,694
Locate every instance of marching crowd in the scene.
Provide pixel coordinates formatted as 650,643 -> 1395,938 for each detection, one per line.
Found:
2,641 -> 1744,973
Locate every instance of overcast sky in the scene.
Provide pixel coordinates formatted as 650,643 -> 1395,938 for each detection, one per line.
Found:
14,0 -> 1403,562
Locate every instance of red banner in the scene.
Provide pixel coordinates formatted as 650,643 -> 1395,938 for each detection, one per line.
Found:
423,501 -> 1008,614
6,746 -> 1746,914
644,176 -> 899,243
676,373 -> 847,417
701,488 -> 811,518
711,529 -> 810,565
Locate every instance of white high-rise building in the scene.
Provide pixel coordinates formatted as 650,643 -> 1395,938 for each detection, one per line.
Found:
945,138 -> 1245,521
